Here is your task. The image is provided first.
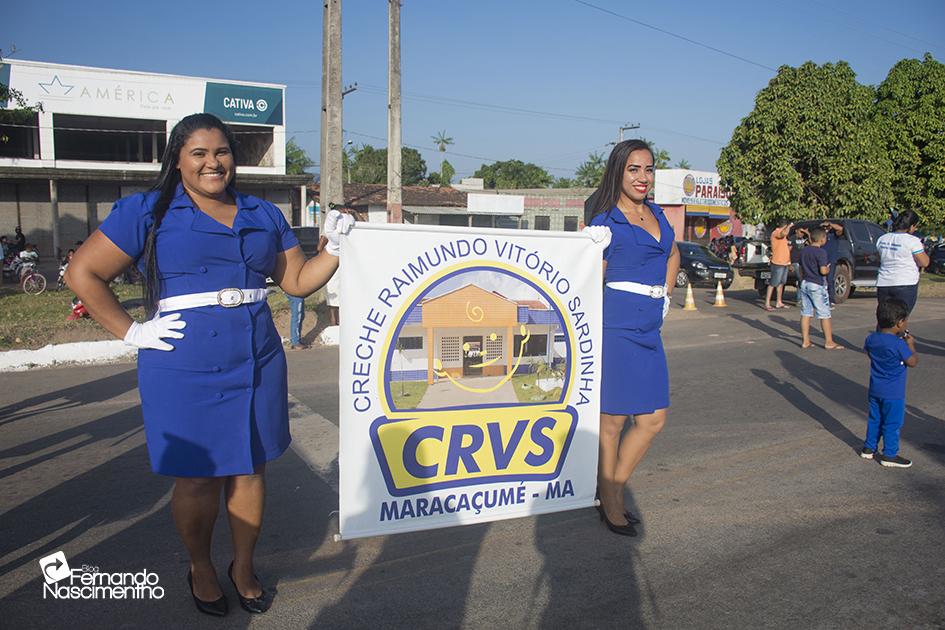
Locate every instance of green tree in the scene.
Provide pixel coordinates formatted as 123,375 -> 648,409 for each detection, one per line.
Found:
717,61 -> 893,224
552,177 -> 575,188
873,53 -> 945,231
1,49 -> 43,145
431,130 -> 454,185
675,159 -> 692,169
343,144 -> 427,185
473,160 -> 553,189
439,159 -> 455,186
285,138 -> 314,175
574,152 -> 605,187
640,138 -> 671,169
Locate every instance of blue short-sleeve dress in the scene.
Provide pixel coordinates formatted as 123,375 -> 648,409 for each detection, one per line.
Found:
100,184 -> 300,477
590,202 -> 675,415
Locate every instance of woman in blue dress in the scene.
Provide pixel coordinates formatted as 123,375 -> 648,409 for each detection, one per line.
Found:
588,140 -> 679,536
66,114 -> 353,616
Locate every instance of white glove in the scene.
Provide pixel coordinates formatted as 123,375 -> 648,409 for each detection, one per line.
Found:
663,294 -> 671,318
123,313 -> 187,351
582,226 -> 612,249
324,209 -> 356,256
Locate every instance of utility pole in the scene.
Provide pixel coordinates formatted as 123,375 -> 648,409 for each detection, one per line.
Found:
320,0 -> 344,226
618,123 -> 640,143
387,0 -> 403,224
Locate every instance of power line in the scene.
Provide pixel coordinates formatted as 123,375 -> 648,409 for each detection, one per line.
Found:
808,0 -> 942,52
572,0 -> 778,72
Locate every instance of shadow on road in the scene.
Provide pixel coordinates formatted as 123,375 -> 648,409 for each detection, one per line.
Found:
0,368 -> 139,428
751,350 -> 944,465
534,492 -> 648,628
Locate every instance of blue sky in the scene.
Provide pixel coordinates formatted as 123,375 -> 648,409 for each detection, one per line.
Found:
4,0 -> 944,180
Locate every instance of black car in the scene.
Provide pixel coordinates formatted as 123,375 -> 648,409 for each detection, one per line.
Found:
928,243 -> 945,275
674,241 -> 734,289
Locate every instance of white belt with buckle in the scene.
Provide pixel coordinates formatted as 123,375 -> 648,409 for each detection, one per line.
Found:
158,288 -> 269,312
606,281 -> 666,299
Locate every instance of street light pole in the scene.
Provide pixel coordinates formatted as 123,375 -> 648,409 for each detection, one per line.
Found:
618,123 -> 640,143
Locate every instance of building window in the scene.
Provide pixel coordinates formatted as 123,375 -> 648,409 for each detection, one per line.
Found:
563,216 -> 578,232
485,335 -> 503,359
471,215 -> 493,228
534,216 -> 550,231
495,216 -> 520,229
513,334 -> 548,357
0,111 -> 39,159
230,124 -> 274,166
53,114 -> 166,163
441,336 -> 461,364
439,215 -> 468,227
397,336 -> 423,350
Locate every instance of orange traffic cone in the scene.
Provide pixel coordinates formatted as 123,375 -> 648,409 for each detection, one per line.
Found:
713,281 -> 727,307
683,284 -> 698,311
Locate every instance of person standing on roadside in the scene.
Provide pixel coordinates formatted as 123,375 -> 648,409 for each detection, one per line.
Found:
798,227 -> 842,350
286,292 -> 306,350
66,113 -> 354,618
860,298 -> 918,468
13,226 -> 25,254
588,139 -> 680,537
765,219 -> 793,311
876,210 -> 928,315
820,221 -> 845,305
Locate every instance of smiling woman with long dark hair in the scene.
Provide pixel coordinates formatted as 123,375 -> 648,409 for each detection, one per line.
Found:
65,113 -> 353,617
588,139 -> 680,537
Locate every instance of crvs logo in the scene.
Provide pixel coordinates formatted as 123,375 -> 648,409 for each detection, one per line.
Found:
370,263 -> 579,496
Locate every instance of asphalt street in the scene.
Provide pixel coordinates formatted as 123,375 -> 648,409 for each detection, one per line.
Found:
2,286 -> 944,629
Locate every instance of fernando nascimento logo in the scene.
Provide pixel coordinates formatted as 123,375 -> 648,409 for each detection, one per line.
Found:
39,551 -> 164,600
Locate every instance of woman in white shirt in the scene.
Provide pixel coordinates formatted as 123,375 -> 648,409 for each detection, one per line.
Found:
876,210 -> 930,314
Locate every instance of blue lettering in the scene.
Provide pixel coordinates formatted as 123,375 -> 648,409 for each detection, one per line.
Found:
403,426 -> 444,479
525,416 -> 556,467
445,425 -> 484,475
487,420 -> 528,470
380,501 -> 400,521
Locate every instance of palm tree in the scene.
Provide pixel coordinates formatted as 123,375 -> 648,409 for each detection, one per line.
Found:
431,130 -> 454,185
432,130 -> 454,152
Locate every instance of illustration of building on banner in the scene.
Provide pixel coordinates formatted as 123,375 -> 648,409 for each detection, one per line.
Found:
389,283 -> 564,389
373,267 -> 578,497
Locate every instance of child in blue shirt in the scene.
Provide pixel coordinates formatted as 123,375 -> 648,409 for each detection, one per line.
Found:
861,298 -> 918,467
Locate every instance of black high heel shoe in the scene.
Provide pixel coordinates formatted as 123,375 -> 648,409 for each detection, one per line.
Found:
595,486 -> 641,526
187,570 -> 228,617
595,504 -> 638,537
228,562 -> 271,614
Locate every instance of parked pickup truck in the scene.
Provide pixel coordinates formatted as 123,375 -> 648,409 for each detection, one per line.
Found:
736,218 -> 886,304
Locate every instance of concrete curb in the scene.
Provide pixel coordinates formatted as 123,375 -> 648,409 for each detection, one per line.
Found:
0,339 -> 135,372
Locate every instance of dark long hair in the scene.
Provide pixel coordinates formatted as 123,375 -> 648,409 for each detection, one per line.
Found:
588,139 -> 655,219
891,209 -> 921,232
142,113 -> 238,317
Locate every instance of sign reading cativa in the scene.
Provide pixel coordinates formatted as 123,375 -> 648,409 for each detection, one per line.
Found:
338,224 -> 604,539
204,82 -> 283,125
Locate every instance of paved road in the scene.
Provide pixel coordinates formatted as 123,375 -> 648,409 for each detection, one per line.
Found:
2,287 -> 944,629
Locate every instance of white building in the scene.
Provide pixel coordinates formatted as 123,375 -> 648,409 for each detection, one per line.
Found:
0,59 -> 311,257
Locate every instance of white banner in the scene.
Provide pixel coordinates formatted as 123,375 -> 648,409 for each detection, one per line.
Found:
338,224 -> 603,539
